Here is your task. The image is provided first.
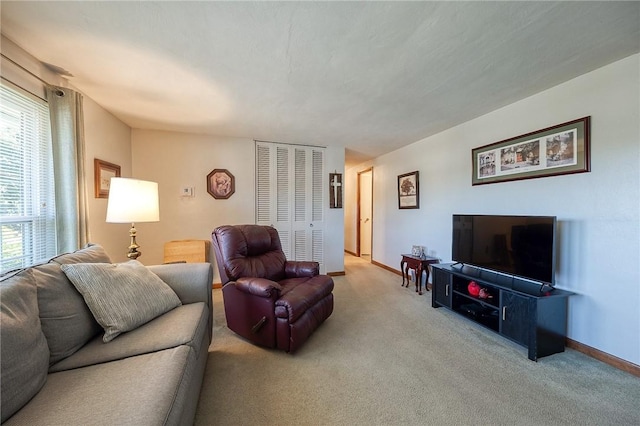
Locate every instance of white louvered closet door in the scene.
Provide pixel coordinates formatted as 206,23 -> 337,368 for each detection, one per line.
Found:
255,141 -> 325,272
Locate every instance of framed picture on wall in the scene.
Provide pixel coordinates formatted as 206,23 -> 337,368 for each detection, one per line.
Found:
207,169 -> 235,199
472,116 -> 590,185
398,171 -> 419,209
94,158 -> 121,198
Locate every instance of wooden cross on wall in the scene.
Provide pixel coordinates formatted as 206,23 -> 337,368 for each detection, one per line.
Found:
329,173 -> 342,209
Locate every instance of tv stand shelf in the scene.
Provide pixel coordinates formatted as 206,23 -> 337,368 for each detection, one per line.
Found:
431,263 -> 573,361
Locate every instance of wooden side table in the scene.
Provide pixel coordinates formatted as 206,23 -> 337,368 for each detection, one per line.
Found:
401,254 -> 439,295
164,240 -> 210,264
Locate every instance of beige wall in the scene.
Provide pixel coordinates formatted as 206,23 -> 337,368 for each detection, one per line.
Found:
324,145 -> 346,273
83,97 -> 132,263
345,54 -> 640,365
131,130 -> 346,280
130,130 -> 256,272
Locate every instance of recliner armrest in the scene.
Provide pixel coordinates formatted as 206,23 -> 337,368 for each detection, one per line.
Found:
284,261 -> 319,278
234,277 -> 282,298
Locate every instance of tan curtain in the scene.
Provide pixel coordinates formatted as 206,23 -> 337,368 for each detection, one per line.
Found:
46,85 -> 89,252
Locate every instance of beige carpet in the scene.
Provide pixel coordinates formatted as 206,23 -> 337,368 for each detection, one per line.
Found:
195,255 -> 640,425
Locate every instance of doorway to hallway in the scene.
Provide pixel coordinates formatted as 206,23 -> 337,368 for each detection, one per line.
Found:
357,168 -> 373,260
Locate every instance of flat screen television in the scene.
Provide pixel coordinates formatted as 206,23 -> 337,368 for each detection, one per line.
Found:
452,214 -> 556,285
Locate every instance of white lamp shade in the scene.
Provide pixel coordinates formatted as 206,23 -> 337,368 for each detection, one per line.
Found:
106,178 -> 160,223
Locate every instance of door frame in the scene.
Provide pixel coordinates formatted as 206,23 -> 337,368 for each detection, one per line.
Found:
356,167 -> 373,258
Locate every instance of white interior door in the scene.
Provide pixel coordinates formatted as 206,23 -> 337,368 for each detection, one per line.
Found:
359,170 -> 372,256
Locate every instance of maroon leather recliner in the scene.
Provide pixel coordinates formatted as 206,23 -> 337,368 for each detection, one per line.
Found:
211,225 -> 334,352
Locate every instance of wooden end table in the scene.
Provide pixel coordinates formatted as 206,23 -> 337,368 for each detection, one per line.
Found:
401,254 -> 440,295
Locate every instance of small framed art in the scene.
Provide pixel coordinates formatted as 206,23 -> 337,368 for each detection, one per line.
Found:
398,171 -> 419,209
207,169 -> 235,199
94,158 -> 121,198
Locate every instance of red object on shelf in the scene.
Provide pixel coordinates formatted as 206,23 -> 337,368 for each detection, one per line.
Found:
468,281 -> 480,297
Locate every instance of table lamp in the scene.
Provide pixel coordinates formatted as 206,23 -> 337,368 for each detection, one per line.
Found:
106,177 -> 159,260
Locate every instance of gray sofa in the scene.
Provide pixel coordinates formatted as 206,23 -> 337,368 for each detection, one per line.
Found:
0,244 -> 213,425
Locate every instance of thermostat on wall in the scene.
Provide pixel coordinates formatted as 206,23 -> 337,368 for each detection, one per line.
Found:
180,186 -> 194,197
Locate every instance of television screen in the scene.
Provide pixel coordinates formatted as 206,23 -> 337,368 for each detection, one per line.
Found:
452,215 -> 556,284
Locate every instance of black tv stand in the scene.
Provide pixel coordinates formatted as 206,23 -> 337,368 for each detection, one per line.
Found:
431,263 -> 573,361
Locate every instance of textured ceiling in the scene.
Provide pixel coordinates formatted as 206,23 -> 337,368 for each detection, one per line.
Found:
1,1 -> 638,166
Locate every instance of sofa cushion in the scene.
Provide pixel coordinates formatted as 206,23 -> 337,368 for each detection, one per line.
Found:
0,269 -> 50,423
61,260 -> 181,342
4,345 -> 196,426
48,243 -> 112,265
50,302 -> 209,372
32,263 -> 102,366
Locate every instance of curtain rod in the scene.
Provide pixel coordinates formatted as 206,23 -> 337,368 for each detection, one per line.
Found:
1,53 -> 50,85
1,53 -> 50,101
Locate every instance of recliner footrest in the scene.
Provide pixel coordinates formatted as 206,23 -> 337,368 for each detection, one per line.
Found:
274,276 -> 334,322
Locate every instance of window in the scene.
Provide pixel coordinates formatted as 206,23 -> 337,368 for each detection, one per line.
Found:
0,81 -> 56,273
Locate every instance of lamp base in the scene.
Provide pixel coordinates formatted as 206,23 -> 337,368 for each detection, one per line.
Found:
127,223 -> 141,260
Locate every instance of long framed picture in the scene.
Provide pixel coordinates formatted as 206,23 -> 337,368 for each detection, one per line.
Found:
472,116 -> 590,186
398,171 -> 419,209
94,158 -> 121,198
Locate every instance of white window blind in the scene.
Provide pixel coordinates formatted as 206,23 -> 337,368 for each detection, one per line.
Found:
0,81 -> 56,273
